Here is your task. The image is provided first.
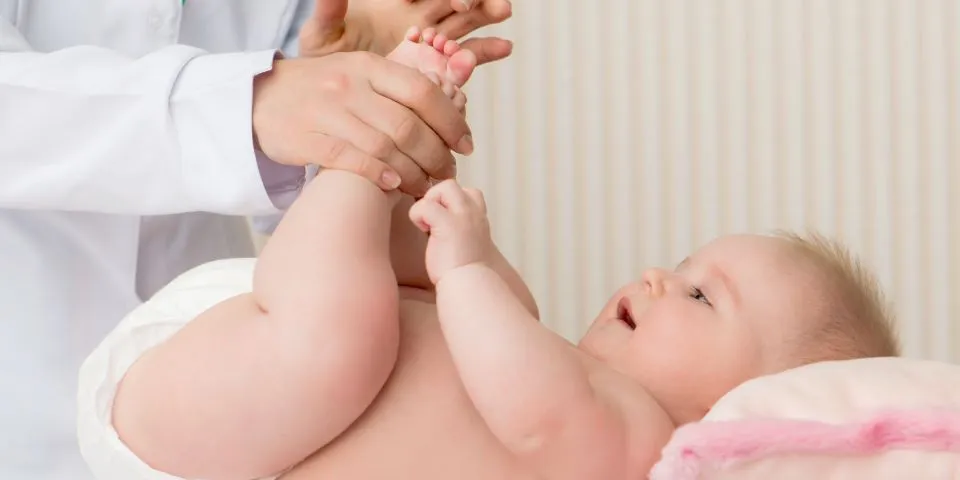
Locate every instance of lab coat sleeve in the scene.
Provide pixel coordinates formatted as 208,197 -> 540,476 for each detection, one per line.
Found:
0,17 -> 305,216
249,0 -> 316,235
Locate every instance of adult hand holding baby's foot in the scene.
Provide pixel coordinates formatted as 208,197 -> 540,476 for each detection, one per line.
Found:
256,23 -> 480,198
252,51 -> 472,196
409,180 -> 494,285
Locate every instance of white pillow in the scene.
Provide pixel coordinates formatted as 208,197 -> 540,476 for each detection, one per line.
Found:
649,357 -> 960,479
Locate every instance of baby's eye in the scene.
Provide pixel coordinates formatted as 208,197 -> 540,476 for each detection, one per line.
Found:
688,286 -> 712,307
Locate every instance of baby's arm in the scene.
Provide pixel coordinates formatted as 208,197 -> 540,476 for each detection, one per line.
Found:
437,265 -> 642,479
411,181 -> 669,479
112,170 -> 400,480
483,245 -> 540,319
390,193 -> 539,319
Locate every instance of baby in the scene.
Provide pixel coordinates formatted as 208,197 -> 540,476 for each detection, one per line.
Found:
78,42 -> 900,480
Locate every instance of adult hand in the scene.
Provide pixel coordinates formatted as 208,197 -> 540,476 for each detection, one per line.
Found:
252,52 -> 474,196
299,0 -> 513,66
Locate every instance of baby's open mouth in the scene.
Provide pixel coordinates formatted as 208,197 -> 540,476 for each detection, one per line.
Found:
616,297 -> 636,330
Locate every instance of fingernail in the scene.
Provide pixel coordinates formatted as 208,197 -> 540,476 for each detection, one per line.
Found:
460,0 -> 475,10
442,82 -> 456,98
382,171 -> 401,189
440,162 -> 457,179
457,134 -> 474,155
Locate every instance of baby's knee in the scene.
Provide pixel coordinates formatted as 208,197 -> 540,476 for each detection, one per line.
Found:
302,285 -> 400,366
294,307 -> 400,412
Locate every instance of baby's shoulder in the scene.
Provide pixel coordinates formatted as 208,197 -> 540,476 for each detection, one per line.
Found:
584,361 -> 675,445
573,358 -> 676,474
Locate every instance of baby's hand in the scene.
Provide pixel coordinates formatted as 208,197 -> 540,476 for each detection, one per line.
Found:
409,180 -> 494,284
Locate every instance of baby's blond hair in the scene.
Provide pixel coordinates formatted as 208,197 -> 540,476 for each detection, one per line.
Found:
773,230 -> 900,364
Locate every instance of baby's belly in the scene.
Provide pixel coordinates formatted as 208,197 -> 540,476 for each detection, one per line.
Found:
280,299 -> 537,480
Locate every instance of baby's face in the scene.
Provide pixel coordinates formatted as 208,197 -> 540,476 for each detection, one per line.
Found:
578,234 -> 817,424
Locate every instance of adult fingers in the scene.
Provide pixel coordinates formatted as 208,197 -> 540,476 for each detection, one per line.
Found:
482,0 -> 513,18
452,88 -> 467,112
450,0 -> 474,13
438,0 -> 512,39
315,110 -> 432,196
347,90 -> 457,185
361,54 -> 474,155
303,133 -> 402,190
458,37 -> 513,66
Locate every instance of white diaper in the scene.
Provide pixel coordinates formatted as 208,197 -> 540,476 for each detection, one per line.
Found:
76,258 -> 283,480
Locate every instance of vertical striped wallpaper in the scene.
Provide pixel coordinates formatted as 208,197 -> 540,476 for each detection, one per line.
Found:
452,0 -> 960,362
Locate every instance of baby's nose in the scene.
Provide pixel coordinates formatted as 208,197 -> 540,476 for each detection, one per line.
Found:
641,268 -> 668,298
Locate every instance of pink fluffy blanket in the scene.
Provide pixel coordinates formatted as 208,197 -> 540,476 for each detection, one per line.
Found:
649,409 -> 960,479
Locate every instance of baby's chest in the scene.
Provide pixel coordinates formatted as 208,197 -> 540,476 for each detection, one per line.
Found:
286,306 -> 531,479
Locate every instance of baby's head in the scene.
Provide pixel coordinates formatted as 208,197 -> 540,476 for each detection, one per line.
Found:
578,232 -> 899,425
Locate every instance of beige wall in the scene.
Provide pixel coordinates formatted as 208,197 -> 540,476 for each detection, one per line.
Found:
453,0 -> 960,361
256,0 -> 960,362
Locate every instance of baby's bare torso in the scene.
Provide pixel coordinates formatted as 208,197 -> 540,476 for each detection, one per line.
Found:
279,292 -> 539,480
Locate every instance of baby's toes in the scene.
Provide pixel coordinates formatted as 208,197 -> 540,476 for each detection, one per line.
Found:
431,32 -> 449,52
422,28 -> 438,44
442,39 -> 461,57
404,26 -> 422,43
446,49 -> 478,87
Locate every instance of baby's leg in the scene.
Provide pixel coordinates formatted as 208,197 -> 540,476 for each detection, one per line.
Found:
381,27 -> 478,289
112,171 -> 399,480
388,194 -> 432,290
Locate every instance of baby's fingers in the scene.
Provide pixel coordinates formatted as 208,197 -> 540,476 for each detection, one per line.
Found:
423,179 -> 471,211
463,187 -> 486,212
409,198 -> 450,233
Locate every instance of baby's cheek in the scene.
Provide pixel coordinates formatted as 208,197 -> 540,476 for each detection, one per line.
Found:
631,337 -> 695,373
637,305 -> 697,342
629,320 -> 710,373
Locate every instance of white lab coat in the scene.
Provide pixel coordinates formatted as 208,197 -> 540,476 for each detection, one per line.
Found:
0,1 -> 313,477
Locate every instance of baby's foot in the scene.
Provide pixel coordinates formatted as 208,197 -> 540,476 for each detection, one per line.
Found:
387,27 -> 477,112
